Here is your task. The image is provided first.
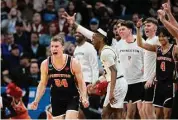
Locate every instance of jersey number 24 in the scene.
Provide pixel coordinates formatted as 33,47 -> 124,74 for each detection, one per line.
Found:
54,79 -> 68,87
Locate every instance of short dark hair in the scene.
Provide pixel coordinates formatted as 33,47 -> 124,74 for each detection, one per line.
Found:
144,17 -> 158,26
120,20 -> 134,30
51,35 -> 64,46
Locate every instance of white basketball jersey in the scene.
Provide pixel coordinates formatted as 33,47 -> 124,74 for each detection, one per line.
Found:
144,36 -> 160,82
117,39 -> 144,84
100,45 -> 123,82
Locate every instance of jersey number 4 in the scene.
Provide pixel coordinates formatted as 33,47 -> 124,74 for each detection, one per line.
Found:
54,79 -> 68,87
160,62 -> 166,71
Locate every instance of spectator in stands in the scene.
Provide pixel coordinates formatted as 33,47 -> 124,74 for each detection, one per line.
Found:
54,7 -> 69,35
33,0 -> 46,12
89,18 -> 99,32
66,1 -> 82,24
29,61 -> 40,86
27,32 -> 46,63
13,21 -> 31,52
39,22 -> 58,47
64,41 -> 76,56
3,44 -> 20,70
7,7 -> 22,33
41,0 -> 57,23
149,0 -> 160,18
54,0 -> 69,10
1,0 -> 10,33
132,13 -> 144,35
65,25 -> 76,44
1,33 -> 23,58
17,0 -> 34,22
31,12 -> 46,35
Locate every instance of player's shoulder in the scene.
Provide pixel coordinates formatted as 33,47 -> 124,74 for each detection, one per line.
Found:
41,58 -> 48,65
85,42 -> 95,49
101,47 -> 115,57
40,58 -> 49,70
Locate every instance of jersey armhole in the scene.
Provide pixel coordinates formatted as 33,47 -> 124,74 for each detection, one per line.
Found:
172,45 -> 176,62
46,57 -> 50,74
70,57 -> 74,75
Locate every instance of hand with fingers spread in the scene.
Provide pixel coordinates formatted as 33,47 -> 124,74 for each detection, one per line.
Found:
136,18 -> 143,28
157,9 -> 166,22
62,12 -> 76,26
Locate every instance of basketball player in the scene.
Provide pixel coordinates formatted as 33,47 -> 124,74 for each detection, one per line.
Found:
136,17 -> 159,119
116,20 -> 145,119
30,35 -> 89,119
6,82 -> 31,119
136,26 -> 178,119
74,32 -> 100,119
63,12 -> 128,119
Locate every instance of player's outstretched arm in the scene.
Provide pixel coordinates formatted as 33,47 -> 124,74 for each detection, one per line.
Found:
158,9 -> 178,44
71,58 -> 89,108
162,0 -> 178,28
136,18 -> 157,52
30,59 -> 48,110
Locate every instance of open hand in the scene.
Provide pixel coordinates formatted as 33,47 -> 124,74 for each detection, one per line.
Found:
62,12 -> 76,26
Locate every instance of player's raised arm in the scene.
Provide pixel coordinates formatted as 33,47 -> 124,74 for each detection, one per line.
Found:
30,59 -> 48,110
158,9 -> 178,44
71,58 -> 89,108
136,19 -> 157,52
162,1 -> 178,28
63,12 -> 94,41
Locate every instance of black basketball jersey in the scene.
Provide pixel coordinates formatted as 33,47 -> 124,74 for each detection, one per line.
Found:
156,44 -> 175,82
48,55 -> 79,100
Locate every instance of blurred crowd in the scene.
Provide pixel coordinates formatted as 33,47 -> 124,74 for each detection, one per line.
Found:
1,0 -> 178,111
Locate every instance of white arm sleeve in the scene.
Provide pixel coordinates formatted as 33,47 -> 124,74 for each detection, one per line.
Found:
76,25 -> 94,40
87,48 -> 99,84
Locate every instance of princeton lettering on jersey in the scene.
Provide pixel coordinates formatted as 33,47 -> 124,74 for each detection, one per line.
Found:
157,57 -> 172,62
49,74 -> 71,78
120,49 -> 140,53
